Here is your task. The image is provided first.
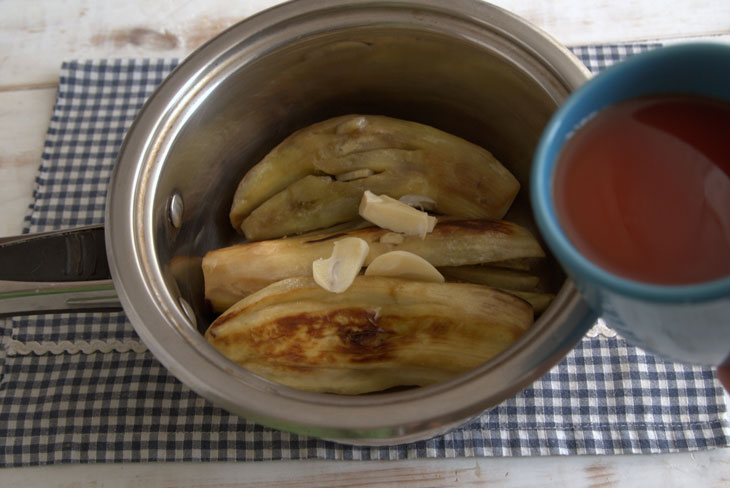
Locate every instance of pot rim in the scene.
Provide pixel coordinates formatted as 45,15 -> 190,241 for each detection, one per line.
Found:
106,0 -> 594,444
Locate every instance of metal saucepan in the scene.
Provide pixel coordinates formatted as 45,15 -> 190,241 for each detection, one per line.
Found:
0,0 -> 594,444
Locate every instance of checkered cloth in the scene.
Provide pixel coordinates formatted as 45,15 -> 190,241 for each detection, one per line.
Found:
0,44 -> 728,467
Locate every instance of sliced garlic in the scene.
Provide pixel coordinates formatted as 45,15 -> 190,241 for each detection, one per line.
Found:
312,237 -> 369,293
398,194 -> 437,211
335,168 -> 375,182
365,250 -> 445,283
379,232 -> 405,245
358,190 -> 437,238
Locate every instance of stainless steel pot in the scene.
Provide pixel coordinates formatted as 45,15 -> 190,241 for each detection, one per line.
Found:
0,0 -> 595,444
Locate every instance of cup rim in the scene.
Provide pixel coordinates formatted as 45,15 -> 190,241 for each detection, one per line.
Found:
531,42 -> 730,303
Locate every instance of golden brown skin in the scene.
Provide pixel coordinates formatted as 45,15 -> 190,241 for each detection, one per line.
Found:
202,219 -> 545,312
229,114 -> 520,240
205,276 -> 534,394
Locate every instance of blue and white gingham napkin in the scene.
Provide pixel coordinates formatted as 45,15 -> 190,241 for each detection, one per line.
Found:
0,44 -> 728,467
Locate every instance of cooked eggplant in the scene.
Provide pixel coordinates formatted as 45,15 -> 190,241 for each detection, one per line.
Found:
438,265 -> 540,291
501,290 -> 555,314
205,276 -> 533,394
230,114 -> 520,240
203,219 -> 545,312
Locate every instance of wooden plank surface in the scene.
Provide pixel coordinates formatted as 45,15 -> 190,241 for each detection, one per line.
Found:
2,450 -> 730,487
0,88 -> 56,235
0,0 -> 728,87
0,0 -> 728,486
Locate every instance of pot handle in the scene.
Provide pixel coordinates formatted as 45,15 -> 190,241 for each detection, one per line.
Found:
0,224 -> 121,317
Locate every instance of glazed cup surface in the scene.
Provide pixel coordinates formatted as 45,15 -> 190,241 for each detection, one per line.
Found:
532,42 -> 730,366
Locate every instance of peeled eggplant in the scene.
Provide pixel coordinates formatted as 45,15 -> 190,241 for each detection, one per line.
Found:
205,276 -> 533,394
438,265 -> 540,291
203,219 -> 545,312
501,290 -> 555,314
230,114 -> 520,240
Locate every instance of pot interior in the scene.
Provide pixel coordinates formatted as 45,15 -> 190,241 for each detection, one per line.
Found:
108,1 -> 595,441
154,24 -> 571,331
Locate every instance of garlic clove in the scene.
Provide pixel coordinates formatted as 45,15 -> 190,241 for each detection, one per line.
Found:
364,250 -> 445,283
312,237 -> 369,293
358,190 -> 437,238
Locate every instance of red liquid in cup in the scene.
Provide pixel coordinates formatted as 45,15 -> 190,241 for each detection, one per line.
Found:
553,94 -> 730,285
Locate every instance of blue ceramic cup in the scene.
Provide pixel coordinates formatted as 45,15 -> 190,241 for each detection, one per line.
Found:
531,42 -> 730,366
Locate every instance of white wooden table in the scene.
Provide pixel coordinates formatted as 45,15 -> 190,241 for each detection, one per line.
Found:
1,1 -> 729,486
